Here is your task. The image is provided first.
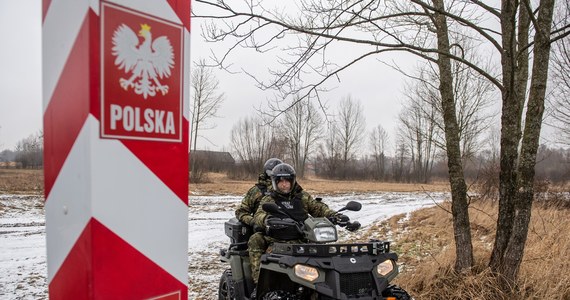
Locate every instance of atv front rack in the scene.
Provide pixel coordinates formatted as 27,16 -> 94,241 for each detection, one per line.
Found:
270,240 -> 391,257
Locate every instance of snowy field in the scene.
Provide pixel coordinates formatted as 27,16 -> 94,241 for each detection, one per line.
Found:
0,192 -> 448,299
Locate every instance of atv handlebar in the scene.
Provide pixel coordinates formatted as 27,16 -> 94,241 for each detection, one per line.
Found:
263,201 -> 362,232
331,200 -> 362,232
328,215 -> 361,232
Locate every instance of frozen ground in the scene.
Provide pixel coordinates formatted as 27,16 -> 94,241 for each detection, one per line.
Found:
0,192 -> 447,299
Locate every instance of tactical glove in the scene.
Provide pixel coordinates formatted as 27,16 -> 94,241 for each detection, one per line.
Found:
346,221 -> 361,232
334,213 -> 350,225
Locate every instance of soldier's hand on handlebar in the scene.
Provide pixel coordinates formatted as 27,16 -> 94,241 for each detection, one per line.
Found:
334,213 -> 350,225
346,221 -> 361,232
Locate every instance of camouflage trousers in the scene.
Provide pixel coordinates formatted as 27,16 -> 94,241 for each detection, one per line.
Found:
247,232 -> 268,284
248,232 -> 303,284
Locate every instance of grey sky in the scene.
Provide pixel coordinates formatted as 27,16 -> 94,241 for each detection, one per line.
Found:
0,0 -> 411,153
4,1 -> 559,155
193,44 -> 414,152
189,11 -> 416,152
0,0 -> 42,151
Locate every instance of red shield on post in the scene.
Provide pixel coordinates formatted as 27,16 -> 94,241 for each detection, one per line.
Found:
101,2 -> 183,142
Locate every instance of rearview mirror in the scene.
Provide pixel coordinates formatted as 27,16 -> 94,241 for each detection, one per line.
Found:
345,201 -> 362,211
338,201 -> 362,212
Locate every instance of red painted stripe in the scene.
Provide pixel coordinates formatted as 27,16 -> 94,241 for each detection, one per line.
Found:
49,219 -> 187,299
48,220 -> 94,300
91,218 -> 187,299
167,0 -> 191,32
89,10 -> 102,120
43,13 -> 93,199
122,118 -> 189,204
42,0 -> 52,23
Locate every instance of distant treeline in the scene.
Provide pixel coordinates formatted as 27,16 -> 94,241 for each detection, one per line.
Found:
5,131 -> 568,185
0,131 -> 43,169
189,145 -> 570,185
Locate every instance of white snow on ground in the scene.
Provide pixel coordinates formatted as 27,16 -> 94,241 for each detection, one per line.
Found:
0,195 -> 47,300
0,192 -> 447,299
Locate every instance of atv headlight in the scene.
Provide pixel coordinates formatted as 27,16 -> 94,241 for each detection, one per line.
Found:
294,264 -> 319,282
313,227 -> 337,242
376,260 -> 395,276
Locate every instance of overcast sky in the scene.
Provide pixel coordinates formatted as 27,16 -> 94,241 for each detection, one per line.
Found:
0,0 -> 418,154
0,0 -> 42,151
5,1 -> 560,155
188,2 -> 425,153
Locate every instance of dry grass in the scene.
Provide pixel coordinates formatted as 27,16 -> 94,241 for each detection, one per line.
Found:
0,169 -> 43,194
1,170 -> 449,196
363,200 -> 570,300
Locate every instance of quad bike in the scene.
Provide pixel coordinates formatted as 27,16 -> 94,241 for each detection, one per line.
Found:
218,200 -> 413,299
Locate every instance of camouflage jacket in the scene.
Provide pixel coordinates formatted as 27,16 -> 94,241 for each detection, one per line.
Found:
252,183 -> 336,230
235,173 -> 271,226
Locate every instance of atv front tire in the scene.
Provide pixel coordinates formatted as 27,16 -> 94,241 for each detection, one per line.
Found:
261,290 -> 298,300
382,284 -> 413,300
218,269 -> 236,300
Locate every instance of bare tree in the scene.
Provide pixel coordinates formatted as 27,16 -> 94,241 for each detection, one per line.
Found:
427,0 -> 474,271
317,122 -> 342,178
451,55 -> 497,161
369,124 -> 389,180
195,0 -> 568,284
230,116 -> 286,176
281,96 -> 324,178
399,73 -> 440,184
396,40 -> 496,268
190,59 -> 225,176
549,1 -> 570,145
392,135 -> 411,182
15,131 -> 43,169
336,96 -> 366,178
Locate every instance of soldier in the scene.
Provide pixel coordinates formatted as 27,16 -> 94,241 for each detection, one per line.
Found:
235,158 -> 282,226
247,163 -> 348,293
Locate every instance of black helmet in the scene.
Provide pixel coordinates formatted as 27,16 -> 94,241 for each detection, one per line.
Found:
264,158 -> 283,176
271,163 -> 296,194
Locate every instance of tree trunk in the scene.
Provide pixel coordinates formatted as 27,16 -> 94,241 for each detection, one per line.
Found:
432,0 -> 473,272
490,0 -> 520,274
191,109 -> 200,177
501,0 -> 555,283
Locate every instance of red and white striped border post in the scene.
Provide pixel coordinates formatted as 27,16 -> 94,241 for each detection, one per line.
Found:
43,1 -> 190,298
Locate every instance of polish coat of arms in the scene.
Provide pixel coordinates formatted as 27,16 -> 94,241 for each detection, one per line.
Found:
111,23 -> 174,99
101,2 -> 183,142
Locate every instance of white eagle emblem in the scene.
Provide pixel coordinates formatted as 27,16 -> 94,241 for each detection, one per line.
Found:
112,23 -> 174,99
